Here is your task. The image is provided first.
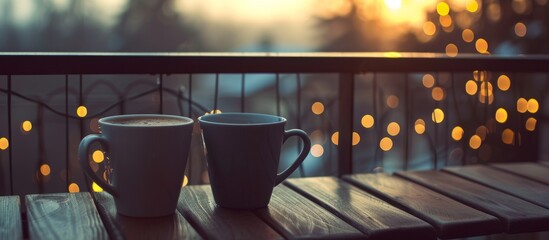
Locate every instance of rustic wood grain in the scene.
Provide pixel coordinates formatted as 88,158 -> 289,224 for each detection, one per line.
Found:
344,173 -> 502,239
177,185 -> 282,240
93,191 -> 202,240
285,177 -> 436,240
26,192 -> 108,240
444,165 -> 549,208
0,196 -> 22,240
396,170 -> 549,233
490,162 -> 549,185
254,184 -> 363,239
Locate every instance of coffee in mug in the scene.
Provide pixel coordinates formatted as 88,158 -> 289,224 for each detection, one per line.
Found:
79,114 -> 193,217
198,113 -> 311,209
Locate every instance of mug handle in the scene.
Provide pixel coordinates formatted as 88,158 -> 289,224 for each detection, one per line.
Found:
78,134 -> 118,196
274,129 -> 311,186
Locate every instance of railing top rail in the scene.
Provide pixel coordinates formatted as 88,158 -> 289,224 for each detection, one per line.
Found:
1,52 -> 548,75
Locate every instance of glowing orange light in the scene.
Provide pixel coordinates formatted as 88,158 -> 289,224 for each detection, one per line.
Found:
495,108 -> 508,123
0,137 -> 8,150
469,135 -> 482,149
432,87 -> 445,101
525,118 -> 537,131
452,126 -> 464,141
311,102 -> 325,115
423,21 -> 437,36
414,119 -> 426,134
466,0 -> 479,12
311,144 -> 324,157
387,95 -> 399,109
465,80 -> 478,95
431,108 -> 445,123
462,29 -> 475,43
182,175 -> 189,187
387,122 -> 400,136
92,182 -> 103,192
517,98 -> 528,113
352,132 -> 360,146
422,74 -> 435,88
76,106 -> 88,118
445,44 -> 458,57
92,150 -> 104,163
475,38 -> 489,53
40,164 -> 51,176
527,98 -> 539,113
497,75 -> 511,91
514,22 -> 527,37
439,15 -> 452,28
437,2 -> 450,16
331,132 -> 339,145
361,115 -> 374,128
21,121 -> 32,132
68,183 -> 80,193
379,137 -> 393,151
502,129 -> 514,145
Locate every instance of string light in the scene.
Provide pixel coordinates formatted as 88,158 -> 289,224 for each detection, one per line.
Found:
452,126 -> 464,141
465,80 -> 478,95
92,150 -> 104,163
431,108 -> 445,123
432,87 -> 445,101
380,137 -> 393,151
40,164 -> 51,176
517,98 -> 528,113
445,44 -> 458,57
387,122 -> 401,136
466,0 -> 479,12
525,118 -> 537,131
331,132 -> 339,145
387,95 -> 399,108
414,119 -> 426,134
497,75 -> 511,91
437,2 -> 450,16
311,144 -> 324,157
21,120 -> 33,132
495,108 -> 508,123
469,135 -> 482,149
76,106 -> 88,118
361,114 -> 374,128
475,38 -> 489,53
423,21 -> 437,36
502,129 -> 514,144
527,98 -> 539,113
462,29 -> 475,43
422,74 -> 435,88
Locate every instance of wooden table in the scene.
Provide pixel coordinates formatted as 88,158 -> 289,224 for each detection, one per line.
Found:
2,162 -> 549,240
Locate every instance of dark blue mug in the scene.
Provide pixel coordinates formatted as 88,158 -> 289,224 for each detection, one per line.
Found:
198,113 -> 311,209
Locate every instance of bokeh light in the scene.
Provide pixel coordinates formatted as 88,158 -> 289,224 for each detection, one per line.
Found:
475,38 -> 489,53
469,135 -> 482,149
182,175 -> 189,187
331,132 -> 339,145
40,164 -> 51,176
415,119 -> 426,134
387,95 -> 399,108
517,98 -> 528,113
387,122 -> 401,136
0,137 -> 9,150
92,182 -> 103,192
423,21 -> 437,36
445,43 -> 458,57
525,117 -> 537,131
431,108 -> 445,123
462,29 -> 475,42
465,80 -> 478,95
527,98 -> 539,113
361,114 -> 374,128
311,144 -> 324,157
76,106 -> 88,118
422,74 -> 435,88
466,0 -> 479,12
514,22 -> 527,37
352,132 -> 360,146
495,108 -> 508,123
440,15 -> 453,28
92,150 -> 104,163
452,126 -> 464,141
479,82 -> 493,97
68,183 -> 80,193
21,120 -> 32,132
497,75 -> 511,91
502,128 -> 514,144
432,87 -> 445,101
437,2 -> 450,16
311,102 -> 325,115
379,137 -> 393,151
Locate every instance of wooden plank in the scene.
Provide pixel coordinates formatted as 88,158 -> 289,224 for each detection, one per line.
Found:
444,165 -> 549,209
344,173 -> 502,239
26,192 -> 108,240
94,191 -> 201,240
396,170 -> 549,233
254,184 -> 363,239
0,196 -> 22,240
285,177 -> 436,240
490,162 -> 549,185
177,185 -> 282,240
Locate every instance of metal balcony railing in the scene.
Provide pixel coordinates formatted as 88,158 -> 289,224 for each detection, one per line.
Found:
1,52 -> 548,196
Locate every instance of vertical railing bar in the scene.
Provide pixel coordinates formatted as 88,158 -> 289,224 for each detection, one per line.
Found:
276,73 -> 280,116
241,74 -> 245,113
214,73 -> 219,112
372,73 -> 380,168
338,73 -> 354,176
404,73 -> 410,170
7,75 -> 13,195
296,73 -> 305,177
159,74 -> 164,114
65,74 -> 70,191
188,74 -> 193,117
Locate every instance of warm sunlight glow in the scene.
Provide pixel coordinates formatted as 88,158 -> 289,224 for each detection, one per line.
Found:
361,114 -> 374,128
311,144 -> 324,157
